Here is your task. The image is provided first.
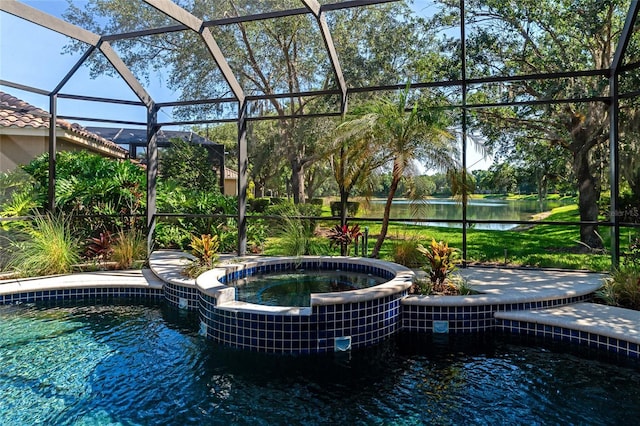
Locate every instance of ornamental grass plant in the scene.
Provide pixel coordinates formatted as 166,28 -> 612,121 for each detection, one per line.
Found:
8,212 -> 80,277
596,238 -> 640,310
111,228 -> 147,269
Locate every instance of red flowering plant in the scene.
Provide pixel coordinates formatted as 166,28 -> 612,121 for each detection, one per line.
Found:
328,223 -> 362,256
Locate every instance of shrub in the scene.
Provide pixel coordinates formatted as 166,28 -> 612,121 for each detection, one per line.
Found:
307,198 -> 324,206
8,213 -> 80,277
596,237 -> 640,309
409,272 -> 475,296
154,222 -> 192,249
623,237 -> 640,267
270,197 -> 286,205
264,202 -> 322,237
329,201 -> 360,217
248,198 -> 271,213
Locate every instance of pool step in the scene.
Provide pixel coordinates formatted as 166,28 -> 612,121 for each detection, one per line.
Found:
495,302 -> 640,357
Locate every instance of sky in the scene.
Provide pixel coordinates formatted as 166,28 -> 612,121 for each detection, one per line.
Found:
0,0 -> 493,171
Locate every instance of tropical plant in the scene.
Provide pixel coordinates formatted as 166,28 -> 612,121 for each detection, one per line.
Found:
409,269 -> 473,296
7,213 -> 80,277
417,239 -> 460,293
329,115 -> 388,225
341,88 -> 458,258
275,216 -> 326,257
190,234 -> 219,268
327,224 -> 363,256
111,228 -> 146,269
182,234 -> 219,278
17,151 -> 146,235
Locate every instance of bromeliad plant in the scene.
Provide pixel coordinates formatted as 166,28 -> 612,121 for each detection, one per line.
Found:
85,231 -> 113,264
328,223 -> 362,256
416,239 -> 460,293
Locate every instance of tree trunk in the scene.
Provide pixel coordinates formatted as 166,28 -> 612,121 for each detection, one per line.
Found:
573,147 -> 603,250
339,188 -> 349,227
291,161 -> 306,204
371,160 -> 402,258
339,186 -> 349,256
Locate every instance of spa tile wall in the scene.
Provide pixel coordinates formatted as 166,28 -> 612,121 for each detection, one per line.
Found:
164,281 -> 199,310
199,292 -> 406,354
400,294 -> 593,333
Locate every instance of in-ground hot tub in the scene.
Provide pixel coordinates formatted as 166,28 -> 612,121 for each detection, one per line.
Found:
196,256 -> 414,354
234,269 -> 389,306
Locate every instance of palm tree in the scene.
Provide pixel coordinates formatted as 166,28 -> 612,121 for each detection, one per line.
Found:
329,116 -> 389,228
343,89 -> 459,258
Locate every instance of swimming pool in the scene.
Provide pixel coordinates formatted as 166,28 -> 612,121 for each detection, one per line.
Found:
2,301 -> 639,425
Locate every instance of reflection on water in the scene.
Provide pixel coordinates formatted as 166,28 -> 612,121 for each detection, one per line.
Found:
2,303 -> 640,425
361,198 -> 574,230
234,271 -> 386,306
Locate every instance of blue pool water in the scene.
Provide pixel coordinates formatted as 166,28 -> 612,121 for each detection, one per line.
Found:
234,270 -> 386,306
1,301 -> 640,425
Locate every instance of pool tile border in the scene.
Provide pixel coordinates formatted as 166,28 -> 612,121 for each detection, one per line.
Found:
2,251 -> 632,360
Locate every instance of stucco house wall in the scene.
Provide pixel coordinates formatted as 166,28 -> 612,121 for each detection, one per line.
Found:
0,91 -> 128,173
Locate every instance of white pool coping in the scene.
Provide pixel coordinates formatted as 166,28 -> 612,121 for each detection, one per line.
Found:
403,267 -> 606,306
0,269 -> 162,293
495,302 -> 640,344
194,254 -> 415,311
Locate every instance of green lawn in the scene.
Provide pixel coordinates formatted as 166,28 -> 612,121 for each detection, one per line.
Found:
262,203 -> 616,272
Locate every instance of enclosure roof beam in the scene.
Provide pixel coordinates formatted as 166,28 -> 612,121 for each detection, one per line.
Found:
57,93 -> 145,106
302,0 -> 348,113
0,79 -> 49,96
98,42 -> 153,108
142,0 -> 245,104
0,0 -> 100,45
1,1 -> 153,108
143,0 -> 202,32
52,46 -> 96,95
321,0 -> 400,12
611,0 -> 640,73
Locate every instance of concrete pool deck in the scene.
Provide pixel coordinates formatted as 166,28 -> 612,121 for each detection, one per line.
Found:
1,253 -> 638,356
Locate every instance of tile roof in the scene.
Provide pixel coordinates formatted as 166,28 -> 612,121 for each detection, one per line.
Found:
224,167 -> 238,179
0,91 -> 128,156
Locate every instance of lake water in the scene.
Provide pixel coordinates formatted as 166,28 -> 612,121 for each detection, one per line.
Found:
360,198 -> 574,230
